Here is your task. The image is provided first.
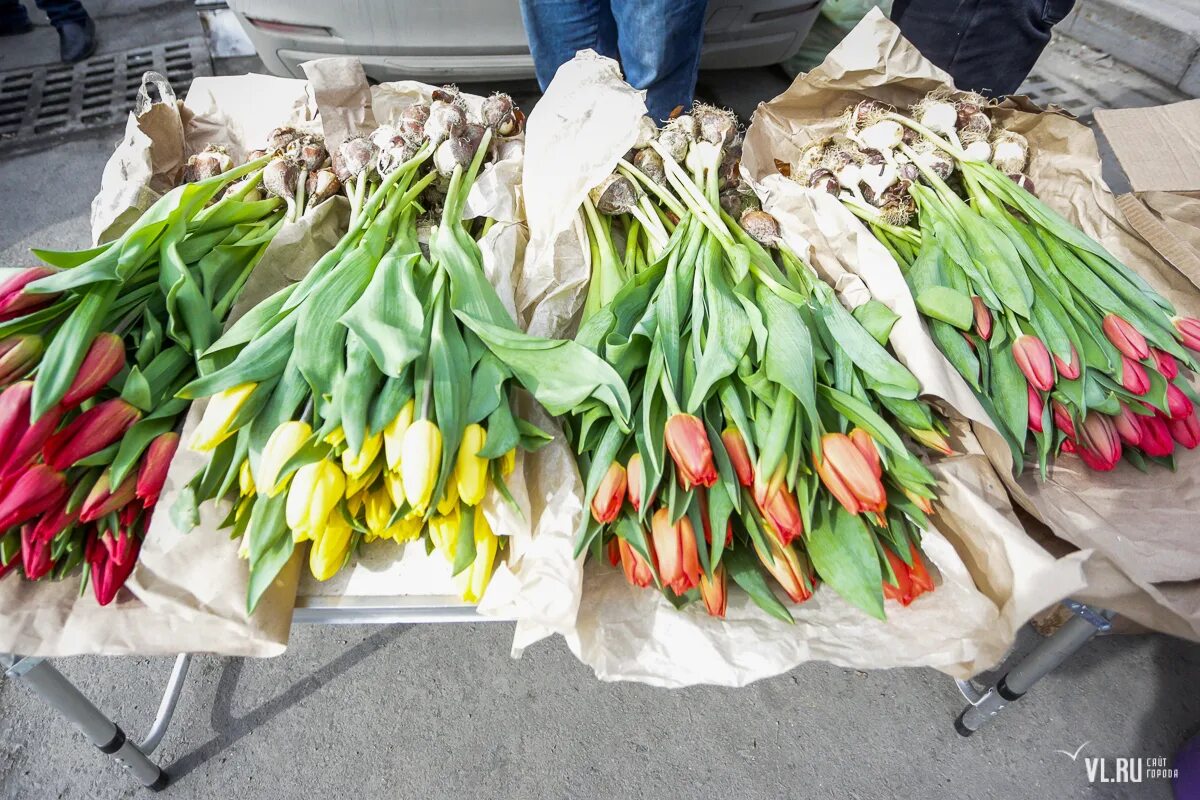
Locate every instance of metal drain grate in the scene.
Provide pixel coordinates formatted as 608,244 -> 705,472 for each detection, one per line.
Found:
1018,72 -> 1093,117
0,38 -> 211,143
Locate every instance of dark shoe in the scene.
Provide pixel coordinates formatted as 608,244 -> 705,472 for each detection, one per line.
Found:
0,18 -> 34,36
57,17 -> 96,64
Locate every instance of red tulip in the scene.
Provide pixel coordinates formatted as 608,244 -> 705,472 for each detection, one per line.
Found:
1165,383 -> 1194,420
1139,414 -> 1175,457
1077,412 -> 1122,471
0,530 -> 19,580
0,381 -> 33,458
79,470 -> 139,523
699,562 -> 727,618
590,461 -> 627,524
664,413 -> 717,488
814,432 -> 887,515
1113,404 -> 1143,447
1152,349 -> 1178,380
971,296 -> 992,341
1173,316 -> 1200,352
1,404 -> 63,479
1168,412 -> 1200,449
1052,400 -> 1076,439
757,536 -> 813,604
1052,345 -> 1080,380
883,542 -> 935,606
1012,335 -> 1054,391
0,267 -> 57,321
61,333 -> 126,408
757,485 -> 803,545
87,528 -> 141,606
1027,385 -> 1045,433
721,427 -> 754,487
651,508 -> 701,596
1120,356 -> 1151,396
135,432 -> 179,508
42,398 -> 140,471
0,334 -> 44,386
0,464 -> 67,529
31,497 -> 76,543
617,537 -> 655,588
1102,314 -> 1150,360
20,524 -> 54,580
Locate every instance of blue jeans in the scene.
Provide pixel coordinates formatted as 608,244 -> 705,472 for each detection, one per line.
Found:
0,0 -> 90,30
519,0 -> 708,122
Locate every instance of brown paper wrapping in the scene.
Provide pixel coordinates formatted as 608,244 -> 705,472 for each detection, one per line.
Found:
743,8 -> 1200,641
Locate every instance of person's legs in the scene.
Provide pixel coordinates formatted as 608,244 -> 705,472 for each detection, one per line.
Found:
519,0 -> 618,92
0,0 -> 34,35
610,0 -> 707,121
891,0 -> 1075,97
33,0 -> 90,27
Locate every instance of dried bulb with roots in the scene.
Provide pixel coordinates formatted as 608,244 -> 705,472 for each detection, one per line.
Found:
954,93 -> 988,127
913,93 -> 958,137
796,139 -> 829,177
657,125 -> 690,162
912,143 -> 955,181
266,126 -> 301,152
1009,172 -> 1036,195
295,136 -> 329,172
879,184 -> 916,226
808,167 -> 840,195
338,136 -> 378,179
991,130 -> 1030,174
306,169 -> 342,206
431,85 -> 466,108
858,119 -> 904,152
851,99 -> 889,129
589,173 -> 639,215
262,157 -> 301,200
632,148 -> 666,185
632,116 -> 658,149
425,100 -> 467,148
434,135 -> 477,177
694,104 -> 739,147
369,125 -> 403,152
720,185 -> 760,218
717,143 -> 742,189
182,145 -> 233,183
398,103 -> 430,144
481,92 -> 522,137
740,209 -> 781,247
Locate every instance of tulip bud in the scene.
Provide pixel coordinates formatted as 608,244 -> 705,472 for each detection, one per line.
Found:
618,537 -> 656,588
1165,383 -> 1194,420
87,528 -> 141,605
0,267 -> 57,321
651,508 -> 702,596
1120,356 -> 1151,396
383,470 -> 405,509
0,464 -> 67,529
1074,413 -> 1120,472
383,400 -> 415,472
814,433 -> 887,515
43,398 -> 141,471
1139,414 -> 1175,457
1,404 -> 63,479
1152,349 -> 1179,380
1102,314 -> 1150,360
455,423 -> 489,506
903,487 -> 936,515
1052,400 -> 1076,439
0,381 -> 33,460
971,296 -> 992,341
848,428 -> 882,479
699,562 -> 728,618
453,510 -> 500,603
435,469 -> 459,516
606,538 -> 620,567
1168,412 -> 1200,449
31,497 -> 76,543
400,419 -> 442,514
308,516 -> 352,581
626,453 -> 646,511
908,426 -> 954,455
135,432 -> 179,508
757,485 -> 803,545
363,487 -> 392,538
1113,404 -> 1143,447
1028,385 -> 1045,433
883,543 -> 935,606
721,427 -> 754,487
341,431 -> 383,480
61,333 -> 125,408
20,524 -> 54,581
590,461 -> 627,524
259,420 -> 312,496
756,536 -> 813,604
1174,316 -> 1200,352
500,448 -> 516,476
286,460 -> 346,539
79,469 -> 139,522
0,334 -> 44,386
1052,345 -> 1080,381
189,383 -> 257,452
664,413 -> 718,488
1012,335 -> 1055,391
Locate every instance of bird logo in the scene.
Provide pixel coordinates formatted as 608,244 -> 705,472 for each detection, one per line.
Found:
1055,742 -> 1090,761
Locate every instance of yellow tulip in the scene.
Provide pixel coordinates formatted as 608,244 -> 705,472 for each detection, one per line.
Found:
364,486 -> 393,537
309,516 -> 352,581
285,459 -> 345,539
189,383 -> 257,452
345,458 -> 382,499
400,419 -> 441,514
456,423 -> 488,505
258,420 -> 312,496
436,469 -> 459,515
238,459 -> 255,497
324,426 -> 346,448
384,470 -> 406,508
346,489 -> 366,518
342,431 -> 383,480
500,448 -> 516,476
454,511 -> 499,603
428,508 -> 460,561
387,515 -> 423,543
383,400 -> 415,471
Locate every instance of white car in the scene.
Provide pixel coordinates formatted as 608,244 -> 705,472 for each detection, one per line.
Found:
225,0 -> 822,83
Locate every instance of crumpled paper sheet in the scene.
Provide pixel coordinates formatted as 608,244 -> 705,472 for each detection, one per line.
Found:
0,75 -> 325,658
743,8 -> 1200,641
501,52 -> 1078,688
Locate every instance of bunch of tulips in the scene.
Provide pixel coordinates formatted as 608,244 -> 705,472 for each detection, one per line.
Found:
0,131 -> 337,604
177,89 -> 629,612
569,106 -> 946,623
791,93 -> 1200,473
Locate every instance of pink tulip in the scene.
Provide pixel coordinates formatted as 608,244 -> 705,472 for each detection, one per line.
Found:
0,465 -> 67,529
135,432 -> 179,509
1168,413 -> 1200,449
1,404 -> 63,479
20,524 -> 54,581
972,296 -> 992,341
0,381 -> 33,458
61,333 -> 126,408
1052,400 -> 1076,439
1164,383 -> 1194,420
1102,314 -> 1150,360
0,267 -> 57,321
1113,404 -> 1143,447
1120,356 -> 1151,396
1152,349 -> 1178,380
42,398 -> 140,471
1052,345 -> 1081,380
1028,385 -> 1045,433
87,528 -> 141,606
1012,335 -> 1054,391
1138,414 -> 1175,458
1077,413 -> 1122,471
1174,317 -> 1200,352
79,470 -> 139,523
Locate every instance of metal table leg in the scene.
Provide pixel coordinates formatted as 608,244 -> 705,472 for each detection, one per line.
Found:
2,653 -> 191,791
954,601 -> 1114,736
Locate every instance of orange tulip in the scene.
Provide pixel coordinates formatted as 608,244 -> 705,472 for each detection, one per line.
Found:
848,428 -> 881,479
883,543 -> 935,606
720,427 -> 754,487
814,433 -> 887,515
617,537 -> 655,588
756,536 -> 812,604
664,413 -> 717,488
699,563 -> 727,618
650,507 -> 701,595
756,485 -> 803,545
590,461 -> 627,524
